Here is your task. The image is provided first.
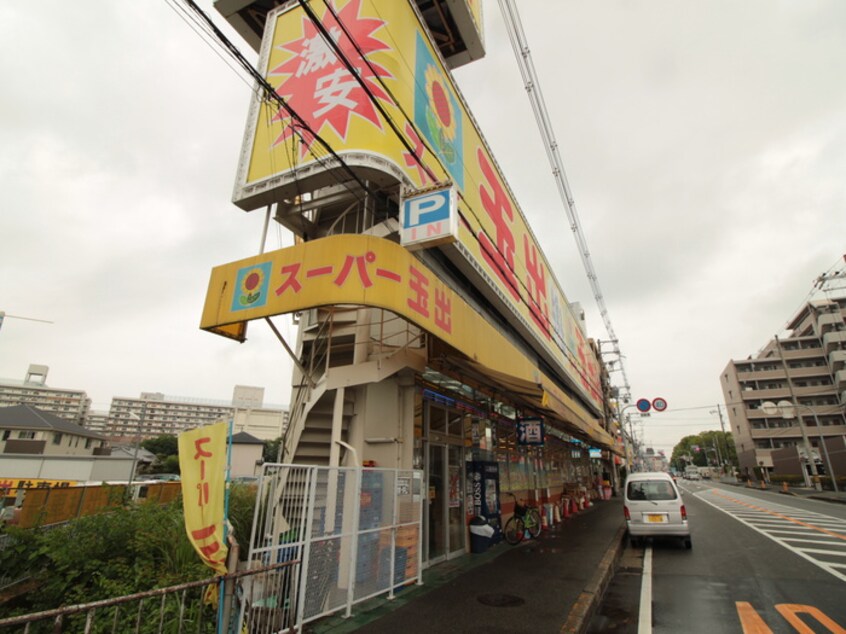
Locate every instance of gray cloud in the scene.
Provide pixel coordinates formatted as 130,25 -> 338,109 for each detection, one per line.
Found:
2,1 -> 844,454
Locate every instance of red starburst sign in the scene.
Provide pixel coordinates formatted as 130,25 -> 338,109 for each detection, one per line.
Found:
268,0 -> 395,155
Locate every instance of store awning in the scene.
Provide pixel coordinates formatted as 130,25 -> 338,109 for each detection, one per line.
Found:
434,352 -> 620,454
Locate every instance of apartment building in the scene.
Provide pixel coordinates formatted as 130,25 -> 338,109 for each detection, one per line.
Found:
720,297 -> 846,478
0,364 -> 91,426
106,386 -> 288,441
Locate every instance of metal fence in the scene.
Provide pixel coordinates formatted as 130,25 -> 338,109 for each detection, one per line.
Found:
0,560 -> 298,634
0,466 -> 422,633
0,483 -> 181,530
238,464 -> 424,632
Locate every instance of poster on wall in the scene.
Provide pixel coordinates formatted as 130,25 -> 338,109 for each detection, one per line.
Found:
468,461 -> 500,526
449,464 -> 461,508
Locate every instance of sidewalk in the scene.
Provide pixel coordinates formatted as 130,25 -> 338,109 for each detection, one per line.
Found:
724,478 -> 846,504
306,498 -> 626,634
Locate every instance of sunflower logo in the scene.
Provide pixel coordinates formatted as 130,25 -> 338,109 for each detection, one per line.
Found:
232,262 -> 271,311
424,65 -> 457,162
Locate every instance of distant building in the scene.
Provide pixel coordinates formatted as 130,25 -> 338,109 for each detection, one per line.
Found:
230,431 -> 265,477
0,365 -> 91,426
0,365 -> 288,444
106,386 -> 288,442
85,410 -> 110,434
0,404 -> 108,456
107,393 -> 235,441
721,297 -> 846,479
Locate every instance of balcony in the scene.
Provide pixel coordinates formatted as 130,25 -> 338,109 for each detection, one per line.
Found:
831,350 -> 846,372
837,369 -> 846,391
780,345 -> 824,360
737,368 -> 784,381
741,387 -> 790,401
817,312 -> 845,335
822,330 -> 846,353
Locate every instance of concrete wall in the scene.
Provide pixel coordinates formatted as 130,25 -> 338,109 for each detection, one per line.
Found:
0,454 -> 134,482
232,409 -> 286,441
355,372 -> 415,469
231,444 -> 263,477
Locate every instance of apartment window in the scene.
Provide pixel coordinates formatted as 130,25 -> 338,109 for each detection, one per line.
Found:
85,438 -> 92,449
2,430 -> 9,440
53,432 -> 63,445
19,431 -> 35,439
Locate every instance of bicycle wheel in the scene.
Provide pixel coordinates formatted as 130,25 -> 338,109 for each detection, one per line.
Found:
526,509 -> 542,538
503,516 -> 525,545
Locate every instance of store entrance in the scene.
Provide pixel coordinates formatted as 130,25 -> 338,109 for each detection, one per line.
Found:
426,442 -> 466,565
423,401 -> 467,566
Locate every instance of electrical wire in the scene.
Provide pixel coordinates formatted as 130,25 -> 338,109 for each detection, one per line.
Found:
498,0 -> 631,401
173,0 -> 610,405
181,0 -> 378,202
308,0 -> 606,398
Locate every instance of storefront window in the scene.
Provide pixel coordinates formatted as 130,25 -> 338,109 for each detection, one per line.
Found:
429,404 -> 447,434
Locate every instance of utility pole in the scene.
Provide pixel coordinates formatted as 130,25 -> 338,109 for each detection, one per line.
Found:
774,335 -> 821,489
711,405 -> 729,472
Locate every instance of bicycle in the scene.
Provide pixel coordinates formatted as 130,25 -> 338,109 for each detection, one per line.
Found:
503,492 -> 542,545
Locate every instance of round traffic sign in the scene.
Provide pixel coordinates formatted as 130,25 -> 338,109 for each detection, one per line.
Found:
652,397 -> 668,412
636,398 -> 651,413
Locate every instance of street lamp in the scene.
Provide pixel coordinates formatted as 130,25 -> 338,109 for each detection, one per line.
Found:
616,403 -> 643,473
709,406 -> 732,473
766,401 -> 838,493
761,400 -> 825,491
126,406 -> 147,492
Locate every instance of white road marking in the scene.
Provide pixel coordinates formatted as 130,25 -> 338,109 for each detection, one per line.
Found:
638,545 -> 653,634
695,488 -> 846,584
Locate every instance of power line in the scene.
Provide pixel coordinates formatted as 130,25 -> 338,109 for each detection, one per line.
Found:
309,0 -> 606,397
175,0 -> 608,403
180,0 -> 378,201
498,0 -> 631,401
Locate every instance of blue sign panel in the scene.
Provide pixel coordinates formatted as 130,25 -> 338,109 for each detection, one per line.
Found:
400,187 -> 457,249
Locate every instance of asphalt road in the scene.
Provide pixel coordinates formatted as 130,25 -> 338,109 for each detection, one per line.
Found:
589,481 -> 846,634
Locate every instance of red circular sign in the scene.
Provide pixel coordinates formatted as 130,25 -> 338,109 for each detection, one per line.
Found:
652,398 -> 668,412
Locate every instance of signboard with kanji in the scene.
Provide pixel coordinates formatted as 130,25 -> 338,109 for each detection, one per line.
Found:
178,421 -> 229,576
517,418 -> 545,446
229,0 -> 603,412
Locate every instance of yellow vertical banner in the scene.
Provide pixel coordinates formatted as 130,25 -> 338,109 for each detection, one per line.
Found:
178,421 -> 229,575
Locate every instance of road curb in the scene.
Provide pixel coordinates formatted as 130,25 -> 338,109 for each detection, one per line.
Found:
560,524 -> 626,634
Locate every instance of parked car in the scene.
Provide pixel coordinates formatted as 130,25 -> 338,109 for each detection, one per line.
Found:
624,471 -> 691,549
143,473 -> 180,482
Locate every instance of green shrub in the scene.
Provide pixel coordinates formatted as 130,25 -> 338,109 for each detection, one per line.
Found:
0,487 -> 258,618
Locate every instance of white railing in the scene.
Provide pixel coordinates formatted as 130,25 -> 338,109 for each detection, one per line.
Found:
238,464 -> 423,632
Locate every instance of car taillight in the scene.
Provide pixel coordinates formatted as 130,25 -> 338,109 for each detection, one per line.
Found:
624,506 -> 630,520
681,505 -> 687,520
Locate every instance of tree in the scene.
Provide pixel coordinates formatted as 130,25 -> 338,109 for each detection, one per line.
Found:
671,431 -> 736,471
142,435 -> 178,458
263,436 -> 283,463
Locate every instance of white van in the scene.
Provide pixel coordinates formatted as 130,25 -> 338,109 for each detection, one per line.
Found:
624,471 -> 691,549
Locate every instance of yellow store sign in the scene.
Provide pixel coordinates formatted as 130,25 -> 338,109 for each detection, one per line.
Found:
230,0 -> 602,411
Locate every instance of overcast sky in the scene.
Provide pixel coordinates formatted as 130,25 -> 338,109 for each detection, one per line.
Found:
2,1 -> 844,454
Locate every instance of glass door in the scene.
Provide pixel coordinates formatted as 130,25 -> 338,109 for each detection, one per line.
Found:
447,444 -> 466,558
425,441 -> 467,566
424,402 -> 468,567
427,442 -> 447,564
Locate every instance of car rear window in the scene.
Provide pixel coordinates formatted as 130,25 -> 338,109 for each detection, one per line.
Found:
627,480 -> 677,501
